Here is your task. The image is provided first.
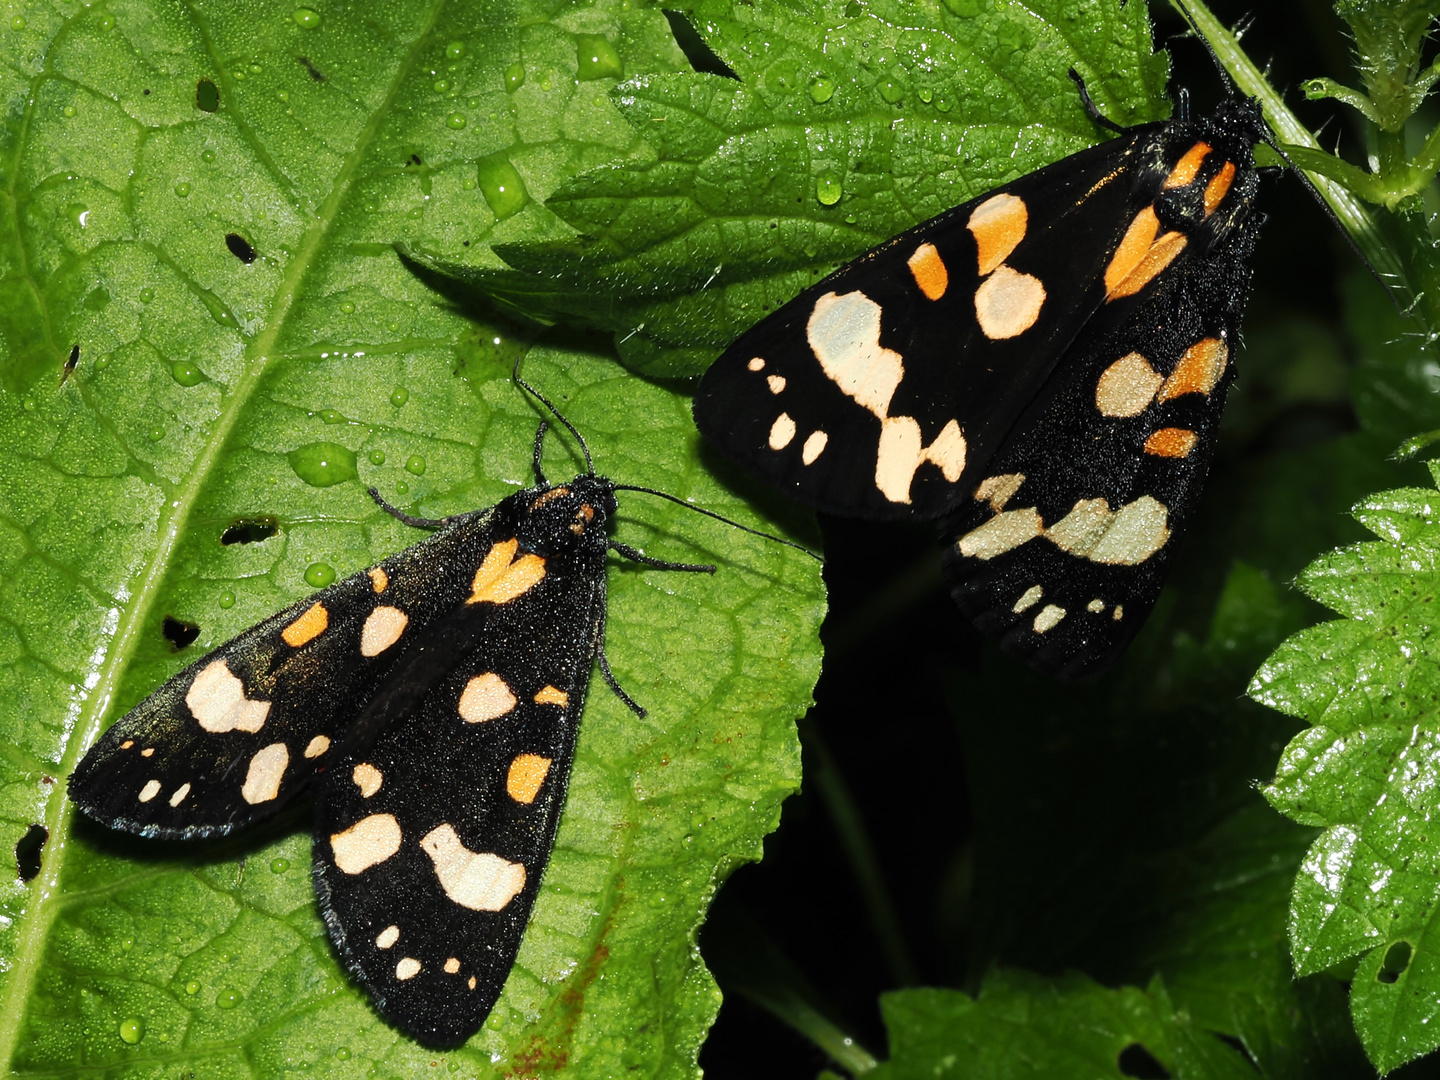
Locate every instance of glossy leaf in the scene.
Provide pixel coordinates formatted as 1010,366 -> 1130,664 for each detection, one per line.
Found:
0,1 -> 823,1074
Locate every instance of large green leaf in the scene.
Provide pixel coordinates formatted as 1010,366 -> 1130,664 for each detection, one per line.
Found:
408,0 -> 1169,376
0,2 -> 823,1074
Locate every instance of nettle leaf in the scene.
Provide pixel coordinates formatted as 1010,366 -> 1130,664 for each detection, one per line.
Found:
1250,461 -> 1440,1073
407,0 -> 1169,377
0,2 -> 823,1074
868,971 -> 1258,1080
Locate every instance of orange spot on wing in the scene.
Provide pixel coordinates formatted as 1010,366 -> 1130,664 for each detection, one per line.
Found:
967,193 -> 1028,276
1164,141 -> 1211,188
1204,162 -> 1236,216
506,754 -> 553,804
1159,338 -> 1229,400
907,242 -> 949,300
282,602 -> 329,647
1106,209 -> 1187,301
468,539 -> 547,604
534,685 -> 569,707
368,567 -> 388,593
1143,427 -> 1198,458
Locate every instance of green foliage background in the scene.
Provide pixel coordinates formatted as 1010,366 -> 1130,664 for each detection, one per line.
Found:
8,0 -> 1440,1076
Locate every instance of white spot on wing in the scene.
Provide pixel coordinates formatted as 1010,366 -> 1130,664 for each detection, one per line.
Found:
767,374 -> 786,394
1096,353 -> 1162,417
973,473 -> 1025,511
169,782 -> 191,807
974,265 -> 1045,340
353,762 -> 383,798
241,742 -> 289,804
957,508 -> 1043,560
396,957 -> 421,980
1046,496 -> 1170,565
330,813 -> 403,874
747,357 -> 765,372
1087,599 -> 1106,614
304,735 -> 330,759
360,606 -> 409,657
802,430 -> 828,465
420,823 -> 527,911
1033,605 -> 1066,633
874,417 -> 967,504
1012,586 -> 1043,613
769,413 -> 796,450
444,957 -> 461,974
458,673 -> 517,723
376,925 -> 400,949
186,659 -> 271,733
806,291 -> 904,418
138,780 -> 161,803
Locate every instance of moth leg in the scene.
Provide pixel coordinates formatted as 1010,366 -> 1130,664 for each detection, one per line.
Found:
367,487 -> 449,529
1067,68 -> 1126,134
597,638 -> 646,718
609,540 -> 715,575
532,421 -> 550,485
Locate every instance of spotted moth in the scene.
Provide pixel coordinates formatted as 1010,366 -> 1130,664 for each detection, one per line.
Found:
69,406 -> 720,1048
694,80 -> 1269,679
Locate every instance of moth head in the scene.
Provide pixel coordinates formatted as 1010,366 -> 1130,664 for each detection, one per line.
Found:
523,477 -> 616,547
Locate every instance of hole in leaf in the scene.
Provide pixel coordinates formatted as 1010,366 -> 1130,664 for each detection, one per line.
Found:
15,824 -> 46,882
226,233 -> 256,263
196,78 -> 219,112
221,516 -> 278,545
60,343 -> 79,385
1379,940 -> 1413,984
406,152 -> 424,167
662,10 -> 738,79
297,55 -> 326,81
1117,1044 -> 1170,1079
162,616 -> 200,651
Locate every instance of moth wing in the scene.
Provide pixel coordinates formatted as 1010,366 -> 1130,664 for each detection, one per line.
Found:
312,542 -> 605,1049
694,125 -> 1167,522
69,505 -> 509,838
941,204 -> 1260,679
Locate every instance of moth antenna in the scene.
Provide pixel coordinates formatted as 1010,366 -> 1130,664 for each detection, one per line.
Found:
597,639 -> 646,718
532,421 -> 550,485
612,484 -> 822,561
367,486 -> 449,529
1169,0 -> 1239,91
511,357 -> 594,476
608,540 -> 715,574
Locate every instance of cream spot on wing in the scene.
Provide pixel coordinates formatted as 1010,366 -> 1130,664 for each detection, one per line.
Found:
468,539 -> 547,605
468,976 -> 477,990
748,357 -> 765,372
1033,604 -> 1066,633
957,508 -> 1044,559
138,780 -> 161,803
907,241 -> 949,300
141,748 -> 154,757
187,659 -> 271,733
376,925 -> 400,949
444,958 -> 461,974
458,673 -> 517,723
353,762 -> 383,798
420,824 -> 527,911
304,735 -> 331,759
974,265 -> 1045,340
967,193 -> 1027,276
1159,337 -> 1229,401
507,754 -> 553,804
1045,496 -> 1170,565
1144,427 -> 1198,458
874,416 -> 967,504
806,291 -> 904,418
973,473 -> 1025,511
769,413 -> 796,450
396,957 -> 421,981
121,740 -> 134,750
1045,498 -> 1114,559
330,813 -> 403,874
360,606 -> 409,657
1087,599 -> 1106,614
1113,606 -> 1125,620
169,782 -> 191,807
534,685 -> 568,707
369,567 -> 388,593
1012,585 -> 1043,613
802,430 -> 828,465
767,374 -> 786,394
1095,353 -> 1163,417
282,602 -> 328,647
241,742 -> 288,804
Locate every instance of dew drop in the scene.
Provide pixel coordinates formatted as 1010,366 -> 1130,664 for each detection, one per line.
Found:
404,454 -> 427,476
816,174 -> 843,205
10,16 -> 25,30
22,397 -> 35,412
433,78 -> 450,93
808,75 -> 835,103
445,112 -> 466,129
118,1017 -> 143,1044
386,320 -> 400,332
94,354 -> 110,369
446,40 -> 466,59
139,287 -> 155,303
395,480 -> 409,496
185,981 -> 200,995
336,1047 -> 351,1060
319,408 -> 346,424
276,89 -> 289,102
943,0 -> 981,12
202,149 -> 216,163
575,34 -> 623,80
879,78 -> 903,103
476,153 -> 529,218
340,301 -> 355,314
174,182 -> 191,197
467,96 -> 480,109
287,441 -> 358,487
63,104 -> 76,118
304,562 -> 336,588
171,360 -> 204,386
918,87 -> 932,103
845,212 -> 857,223
215,989 -> 241,1009
148,426 -> 165,442
98,13 -> 114,28
389,386 -> 409,407
369,449 -> 386,465
270,857 -> 291,874
292,7 -> 321,28
218,589 -> 235,609
121,937 -> 134,951
504,62 -> 525,91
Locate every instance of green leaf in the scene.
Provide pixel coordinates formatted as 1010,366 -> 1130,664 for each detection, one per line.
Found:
868,971 -> 1258,1080
0,2 -> 823,1074
1250,461 -> 1440,1073
408,0 -> 1169,377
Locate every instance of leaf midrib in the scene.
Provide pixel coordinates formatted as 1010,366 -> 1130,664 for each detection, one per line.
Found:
0,0 -> 450,1062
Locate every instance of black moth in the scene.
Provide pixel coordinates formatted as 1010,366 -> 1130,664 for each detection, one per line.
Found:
694,76 -> 1270,679
69,389 -> 724,1048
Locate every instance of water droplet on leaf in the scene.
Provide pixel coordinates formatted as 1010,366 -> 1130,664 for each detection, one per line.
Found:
148,426 -> 165,442
808,75 -> 835,103
171,361 -> 203,386
405,454 -> 426,476
118,1018 -> 143,1044
287,441 -> 358,487
10,16 -> 25,29
174,182 -> 190,197
389,386 -> 409,407
218,589 -> 235,609
476,153 -> 528,218
139,287 -> 155,303
304,562 -> 336,588
215,989 -> 241,1009
446,41 -> 466,59
292,7 -> 321,28
575,34 -> 623,80
270,857 -> 290,873
185,981 -> 201,995
504,62 -> 525,91
816,174 -> 842,205
445,112 -> 466,129
369,449 -> 386,465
